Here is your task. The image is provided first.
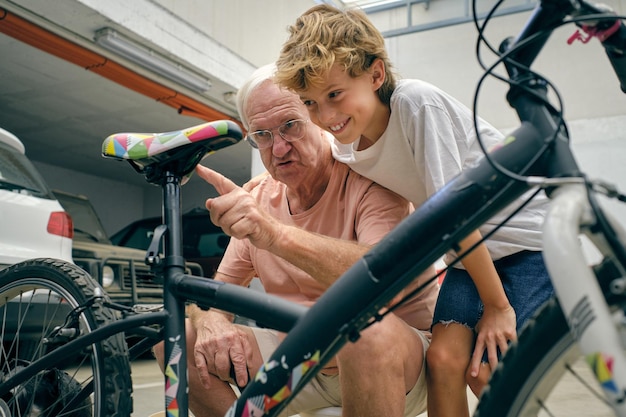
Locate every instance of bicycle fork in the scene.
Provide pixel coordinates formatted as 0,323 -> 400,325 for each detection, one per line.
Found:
544,183 -> 626,415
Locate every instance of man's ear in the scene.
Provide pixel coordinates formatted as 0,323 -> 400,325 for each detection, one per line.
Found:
369,58 -> 386,91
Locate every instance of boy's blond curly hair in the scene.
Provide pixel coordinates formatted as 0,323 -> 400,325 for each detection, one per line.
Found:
275,4 -> 396,105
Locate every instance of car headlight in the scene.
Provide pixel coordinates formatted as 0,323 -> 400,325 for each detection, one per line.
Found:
102,265 -> 115,288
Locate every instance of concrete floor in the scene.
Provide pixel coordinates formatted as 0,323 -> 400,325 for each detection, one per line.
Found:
131,356 -> 611,417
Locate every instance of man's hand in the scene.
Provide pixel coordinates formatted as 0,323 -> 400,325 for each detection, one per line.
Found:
196,165 -> 282,250
192,310 -> 254,389
243,171 -> 269,191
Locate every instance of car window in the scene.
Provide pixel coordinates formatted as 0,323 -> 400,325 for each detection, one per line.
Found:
53,191 -> 110,244
197,233 -> 230,257
180,215 -> 229,258
121,223 -> 157,251
112,213 -> 230,259
0,141 -> 52,198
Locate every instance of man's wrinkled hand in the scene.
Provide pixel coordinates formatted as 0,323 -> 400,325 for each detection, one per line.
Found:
193,313 -> 253,389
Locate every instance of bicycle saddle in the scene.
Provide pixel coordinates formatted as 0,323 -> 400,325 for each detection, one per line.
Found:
102,120 -> 243,184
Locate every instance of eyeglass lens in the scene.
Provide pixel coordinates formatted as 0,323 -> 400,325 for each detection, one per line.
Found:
248,120 -> 306,149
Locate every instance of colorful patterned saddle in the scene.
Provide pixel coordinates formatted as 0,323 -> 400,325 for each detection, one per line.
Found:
102,120 -> 243,184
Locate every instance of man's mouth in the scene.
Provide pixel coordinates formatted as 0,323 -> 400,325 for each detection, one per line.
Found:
276,160 -> 293,168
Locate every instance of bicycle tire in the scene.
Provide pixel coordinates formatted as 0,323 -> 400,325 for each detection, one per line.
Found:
0,258 -> 133,417
474,296 -> 616,417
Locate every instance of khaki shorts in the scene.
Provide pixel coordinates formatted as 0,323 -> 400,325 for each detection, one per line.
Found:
236,327 -> 429,417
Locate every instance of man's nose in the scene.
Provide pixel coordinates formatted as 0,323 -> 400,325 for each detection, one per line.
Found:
271,133 -> 291,157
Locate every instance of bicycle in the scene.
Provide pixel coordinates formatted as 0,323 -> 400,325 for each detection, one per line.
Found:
0,1 -> 625,417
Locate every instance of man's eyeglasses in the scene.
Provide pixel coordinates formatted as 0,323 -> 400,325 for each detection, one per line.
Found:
246,119 -> 308,149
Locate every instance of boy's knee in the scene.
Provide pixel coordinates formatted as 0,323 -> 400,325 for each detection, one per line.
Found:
426,342 -> 468,375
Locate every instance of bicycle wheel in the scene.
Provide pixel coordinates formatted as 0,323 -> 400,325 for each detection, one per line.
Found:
0,258 -> 133,417
474,296 -> 616,417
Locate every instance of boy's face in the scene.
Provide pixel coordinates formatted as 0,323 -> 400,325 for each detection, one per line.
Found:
298,61 -> 387,148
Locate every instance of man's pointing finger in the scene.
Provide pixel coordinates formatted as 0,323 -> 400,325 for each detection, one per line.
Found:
196,165 -> 238,195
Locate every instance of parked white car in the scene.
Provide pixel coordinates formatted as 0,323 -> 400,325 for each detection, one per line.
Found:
0,127 -> 73,267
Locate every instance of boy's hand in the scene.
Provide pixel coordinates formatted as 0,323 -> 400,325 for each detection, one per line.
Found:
470,304 -> 516,377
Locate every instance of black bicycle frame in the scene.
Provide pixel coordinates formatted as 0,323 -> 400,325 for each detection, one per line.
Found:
229,1 -> 626,416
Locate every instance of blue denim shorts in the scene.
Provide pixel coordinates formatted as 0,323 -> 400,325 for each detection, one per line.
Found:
432,250 -> 554,334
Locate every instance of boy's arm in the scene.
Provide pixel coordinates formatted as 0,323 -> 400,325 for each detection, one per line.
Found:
459,230 -> 516,376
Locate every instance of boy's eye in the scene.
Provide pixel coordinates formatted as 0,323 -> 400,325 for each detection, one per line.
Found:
302,99 -> 314,107
328,91 -> 341,99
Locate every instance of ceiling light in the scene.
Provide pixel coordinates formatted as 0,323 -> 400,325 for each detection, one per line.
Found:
94,27 -> 212,94
223,91 -> 237,105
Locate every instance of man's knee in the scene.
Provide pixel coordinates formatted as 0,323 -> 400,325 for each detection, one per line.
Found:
153,341 -> 165,373
340,317 -> 418,366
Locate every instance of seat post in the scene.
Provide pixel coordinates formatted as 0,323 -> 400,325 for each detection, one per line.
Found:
161,170 -> 189,417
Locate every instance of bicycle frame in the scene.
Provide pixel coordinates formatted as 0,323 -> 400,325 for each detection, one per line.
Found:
545,183 -> 626,414
226,1 -> 626,416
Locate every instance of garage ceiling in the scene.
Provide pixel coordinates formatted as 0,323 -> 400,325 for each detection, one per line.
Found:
0,2 -> 253,189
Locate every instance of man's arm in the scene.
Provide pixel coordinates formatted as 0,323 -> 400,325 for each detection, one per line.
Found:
197,165 -> 372,288
267,226 -> 370,288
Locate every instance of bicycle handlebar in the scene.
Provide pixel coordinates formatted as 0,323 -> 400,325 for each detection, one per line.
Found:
505,0 -> 626,92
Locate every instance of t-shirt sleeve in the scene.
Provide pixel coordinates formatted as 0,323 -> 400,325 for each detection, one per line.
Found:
394,81 -> 474,197
409,100 -> 465,196
354,181 -> 413,246
215,237 -> 256,286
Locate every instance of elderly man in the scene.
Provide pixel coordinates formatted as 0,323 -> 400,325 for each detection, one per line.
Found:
154,63 -> 438,417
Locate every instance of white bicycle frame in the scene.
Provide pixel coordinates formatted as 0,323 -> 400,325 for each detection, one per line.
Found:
544,182 -> 626,414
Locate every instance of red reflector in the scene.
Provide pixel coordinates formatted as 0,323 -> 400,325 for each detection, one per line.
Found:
48,211 -> 74,238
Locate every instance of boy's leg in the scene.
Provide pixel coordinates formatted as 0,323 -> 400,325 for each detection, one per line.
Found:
427,266 -> 482,417
426,323 -> 474,417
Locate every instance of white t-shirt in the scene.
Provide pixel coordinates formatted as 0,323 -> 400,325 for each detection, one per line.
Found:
331,79 -> 548,262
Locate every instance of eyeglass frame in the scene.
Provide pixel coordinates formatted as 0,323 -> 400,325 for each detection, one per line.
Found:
245,119 -> 309,149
